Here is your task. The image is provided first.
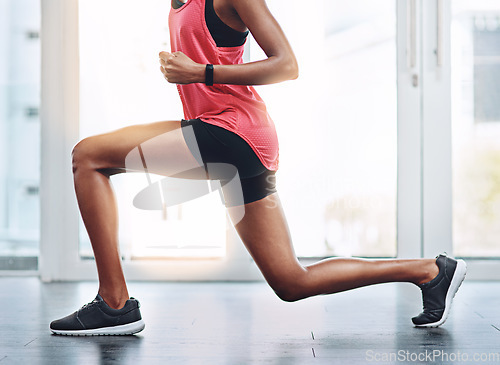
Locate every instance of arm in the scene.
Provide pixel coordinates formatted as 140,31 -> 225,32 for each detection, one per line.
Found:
159,0 -> 298,85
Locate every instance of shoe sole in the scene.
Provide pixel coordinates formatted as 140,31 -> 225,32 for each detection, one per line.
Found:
414,259 -> 467,328
51,319 -> 145,336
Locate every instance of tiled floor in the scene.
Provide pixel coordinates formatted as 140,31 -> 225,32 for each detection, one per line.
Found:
1,277 -> 500,364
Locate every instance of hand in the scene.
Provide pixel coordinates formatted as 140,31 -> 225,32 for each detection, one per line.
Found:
159,51 -> 205,84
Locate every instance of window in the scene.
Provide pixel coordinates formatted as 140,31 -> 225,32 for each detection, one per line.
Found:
251,0 -> 397,257
473,20 -> 500,123
452,1 -> 500,257
0,0 -> 41,270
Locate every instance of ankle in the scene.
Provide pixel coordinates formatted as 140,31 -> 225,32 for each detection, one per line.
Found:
416,259 -> 440,286
98,288 -> 130,309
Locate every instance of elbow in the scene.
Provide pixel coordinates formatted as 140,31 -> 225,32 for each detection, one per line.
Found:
292,65 -> 299,80
285,57 -> 299,80
282,57 -> 299,80
273,54 -> 298,82
288,63 -> 299,80
266,54 -> 299,84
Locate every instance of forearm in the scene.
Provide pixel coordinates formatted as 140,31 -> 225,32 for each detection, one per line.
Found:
212,56 -> 298,86
191,55 -> 298,86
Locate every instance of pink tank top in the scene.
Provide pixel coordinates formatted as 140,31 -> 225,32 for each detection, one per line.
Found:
169,0 -> 279,171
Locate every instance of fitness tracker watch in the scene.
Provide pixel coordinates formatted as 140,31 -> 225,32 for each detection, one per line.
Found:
205,64 -> 214,86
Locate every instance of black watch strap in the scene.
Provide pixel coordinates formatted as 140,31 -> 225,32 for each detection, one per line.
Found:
205,64 -> 214,86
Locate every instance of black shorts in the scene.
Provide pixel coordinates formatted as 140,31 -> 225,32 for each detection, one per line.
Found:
180,118 -> 277,207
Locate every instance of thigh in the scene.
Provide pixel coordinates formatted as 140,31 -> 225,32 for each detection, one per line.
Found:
226,192 -> 306,287
75,120 -> 207,179
220,168 -> 277,207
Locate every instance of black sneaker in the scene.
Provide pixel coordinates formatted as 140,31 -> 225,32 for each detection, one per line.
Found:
50,294 -> 145,336
412,254 -> 467,328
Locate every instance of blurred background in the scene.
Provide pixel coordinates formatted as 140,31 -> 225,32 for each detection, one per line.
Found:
0,0 -> 499,277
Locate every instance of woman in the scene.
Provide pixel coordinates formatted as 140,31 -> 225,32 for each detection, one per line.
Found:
49,0 -> 466,336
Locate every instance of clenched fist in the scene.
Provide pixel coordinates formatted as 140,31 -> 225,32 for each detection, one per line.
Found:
159,51 -> 205,84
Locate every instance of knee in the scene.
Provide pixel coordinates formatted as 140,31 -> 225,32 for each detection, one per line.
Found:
274,287 -> 302,303
269,271 -> 309,303
71,136 -> 98,174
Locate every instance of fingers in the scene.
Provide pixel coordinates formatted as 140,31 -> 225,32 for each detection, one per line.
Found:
159,51 -> 171,60
159,50 -> 171,63
159,52 -> 172,69
159,52 -> 177,70
159,52 -> 172,81
159,51 -> 184,62
158,51 -> 186,83
160,65 -> 170,82
159,51 -> 181,60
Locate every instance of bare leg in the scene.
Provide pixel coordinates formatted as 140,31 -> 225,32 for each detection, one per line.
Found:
72,120 -> 205,309
227,192 -> 439,302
